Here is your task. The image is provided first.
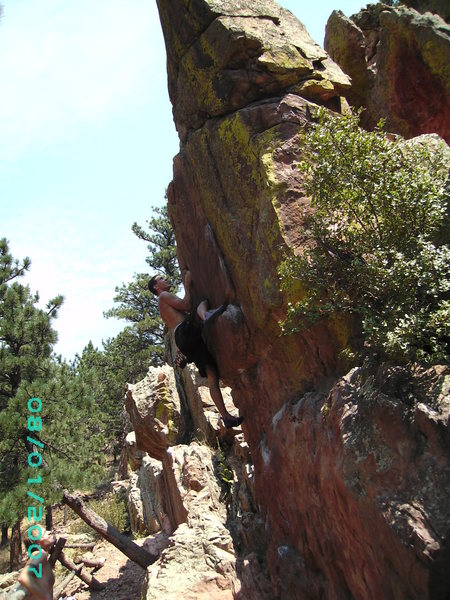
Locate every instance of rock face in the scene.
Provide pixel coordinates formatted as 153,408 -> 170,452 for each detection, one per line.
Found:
401,0 -> 450,23
156,0 -> 351,142
124,360 -> 270,598
262,365 -> 450,599
146,0 -> 450,598
144,443 -> 237,600
325,4 -> 450,141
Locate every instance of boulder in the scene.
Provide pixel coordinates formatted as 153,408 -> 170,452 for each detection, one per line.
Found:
325,4 -> 450,141
156,0 -> 350,141
143,443 -> 239,599
125,364 -> 186,460
260,365 -> 450,598
126,457 -> 163,535
124,431 -> 146,471
150,0 -> 450,597
401,0 -> 449,23
125,360 -> 268,597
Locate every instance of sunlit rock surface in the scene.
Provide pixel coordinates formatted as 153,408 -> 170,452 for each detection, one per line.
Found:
124,0 -> 450,597
325,4 -> 450,141
125,360 -> 268,598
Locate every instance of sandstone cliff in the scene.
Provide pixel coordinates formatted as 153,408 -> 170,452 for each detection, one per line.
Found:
123,357 -> 273,599
400,0 -> 449,24
124,1 -> 449,598
325,3 -> 450,141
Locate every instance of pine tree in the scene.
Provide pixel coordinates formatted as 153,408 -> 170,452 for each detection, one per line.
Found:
0,239 -> 64,567
131,203 -> 179,282
73,204 -> 180,458
70,341 -> 124,461
0,239 -> 105,569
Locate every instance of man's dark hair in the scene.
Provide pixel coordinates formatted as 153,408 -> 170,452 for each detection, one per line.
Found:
148,275 -> 159,295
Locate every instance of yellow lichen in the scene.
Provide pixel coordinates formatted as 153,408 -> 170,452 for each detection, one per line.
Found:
328,313 -> 352,349
257,50 -> 311,75
155,383 -> 176,442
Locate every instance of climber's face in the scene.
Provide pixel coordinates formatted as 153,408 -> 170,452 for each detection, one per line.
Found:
154,275 -> 170,294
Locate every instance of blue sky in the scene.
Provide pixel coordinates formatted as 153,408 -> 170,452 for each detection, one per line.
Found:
0,0 -> 368,360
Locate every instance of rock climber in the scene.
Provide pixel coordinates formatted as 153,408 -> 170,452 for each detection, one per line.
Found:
148,269 -> 243,429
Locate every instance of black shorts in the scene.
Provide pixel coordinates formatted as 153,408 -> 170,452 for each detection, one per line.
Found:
174,316 -> 216,378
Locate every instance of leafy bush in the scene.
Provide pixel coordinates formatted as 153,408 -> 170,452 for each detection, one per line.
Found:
215,442 -> 233,486
279,108 -> 449,364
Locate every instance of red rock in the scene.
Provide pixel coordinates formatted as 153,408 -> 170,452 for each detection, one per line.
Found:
325,5 -> 450,142
152,1 -> 450,597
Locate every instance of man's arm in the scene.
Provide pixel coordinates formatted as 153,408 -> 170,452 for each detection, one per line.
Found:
159,291 -> 190,312
159,269 -> 192,312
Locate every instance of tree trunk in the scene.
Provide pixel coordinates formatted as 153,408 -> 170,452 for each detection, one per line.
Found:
62,491 -> 158,569
58,551 -> 104,590
45,505 -> 53,531
9,520 -> 22,571
53,571 -> 76,599
1,523 -> 8,546
65,542 -> 96,549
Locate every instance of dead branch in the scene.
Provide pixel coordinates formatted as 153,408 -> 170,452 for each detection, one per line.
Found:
58,551 -> 104,590
49,537 -> 66,567
65,542 -> 96,549
53,571 -> 76,599
74,556 -> 106,569
62,490 -> 158,569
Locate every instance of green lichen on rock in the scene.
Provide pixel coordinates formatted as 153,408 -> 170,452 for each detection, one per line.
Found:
179,107 -> 292,333
155,382 -> 177,443
178,25 -> 227,116
257,48 -> 311,76
160,0 -> 350,139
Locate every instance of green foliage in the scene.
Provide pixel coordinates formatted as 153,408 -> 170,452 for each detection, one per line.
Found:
0,238 -> 63,411
132,203 -> 180,286
215,442 -> 233,486
0,202 -> 178,535
279,108 -> 449,364
72,493 -> 128,536
73,204 -> 179,459
42,362 -> 107,491
0,240 -> 105,529
91,493 -> 128,533
103,274 -> 165,366
104,203 -> 180,365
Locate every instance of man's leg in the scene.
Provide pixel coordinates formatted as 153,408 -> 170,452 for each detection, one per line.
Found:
205,364 -> 243,429
197,300 -> 209,321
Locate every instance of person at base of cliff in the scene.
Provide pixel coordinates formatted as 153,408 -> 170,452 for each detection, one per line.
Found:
148,269 -> 243,429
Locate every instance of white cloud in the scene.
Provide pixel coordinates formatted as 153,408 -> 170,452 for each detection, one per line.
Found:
0,0 -> 164,159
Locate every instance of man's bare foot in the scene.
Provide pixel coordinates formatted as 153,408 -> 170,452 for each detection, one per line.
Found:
223,415 -> 244,429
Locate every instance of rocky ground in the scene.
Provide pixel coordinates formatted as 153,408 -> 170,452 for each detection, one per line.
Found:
0,514 -> 169,600
59,533 -> 168,600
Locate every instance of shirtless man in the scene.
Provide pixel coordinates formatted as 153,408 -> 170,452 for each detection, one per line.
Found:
148,270 -> 243,429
